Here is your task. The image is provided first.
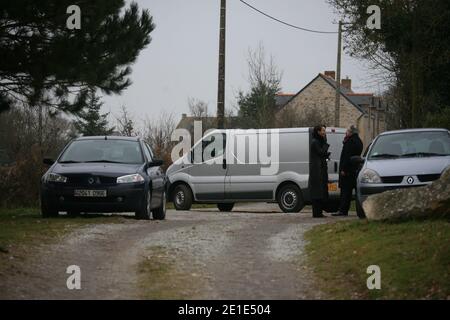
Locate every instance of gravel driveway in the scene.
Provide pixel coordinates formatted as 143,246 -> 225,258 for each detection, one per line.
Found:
0,203 -> 353,299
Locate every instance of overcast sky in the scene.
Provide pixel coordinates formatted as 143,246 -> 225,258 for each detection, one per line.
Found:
103,0 -> 384,124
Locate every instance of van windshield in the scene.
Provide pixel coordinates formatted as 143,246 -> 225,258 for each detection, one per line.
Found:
59,139 -> 144,164
368,131 -> 450,160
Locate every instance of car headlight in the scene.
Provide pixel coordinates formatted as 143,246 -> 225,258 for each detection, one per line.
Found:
46,173 -> 67,183
117,174 -> 145,184
360,169 -> 382,184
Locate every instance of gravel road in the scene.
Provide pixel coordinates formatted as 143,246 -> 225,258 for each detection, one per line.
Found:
0,203 -> 354,299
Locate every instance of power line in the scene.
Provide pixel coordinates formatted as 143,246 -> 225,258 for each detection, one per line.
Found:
239,0 -> 337,34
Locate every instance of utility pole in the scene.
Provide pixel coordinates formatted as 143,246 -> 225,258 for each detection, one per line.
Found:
216,0 -> 226,129
334,20 -> 342,127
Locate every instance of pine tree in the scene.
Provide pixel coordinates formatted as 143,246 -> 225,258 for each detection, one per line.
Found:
74,89 -> 114,136
0,0 -> 155,114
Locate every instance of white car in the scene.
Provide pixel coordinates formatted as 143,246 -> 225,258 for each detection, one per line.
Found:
353,128 -> 450,218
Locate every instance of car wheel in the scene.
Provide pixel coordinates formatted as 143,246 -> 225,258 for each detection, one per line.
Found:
356,194 -> 366,219
172,184 -> 192,211
136,190 -> 151,220
41,197 -> 58,218
152,191 -> 166,220
277,184 -> 304,213
217,203 -> 234,212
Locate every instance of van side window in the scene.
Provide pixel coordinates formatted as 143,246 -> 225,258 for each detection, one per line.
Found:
193,133 -> 226,162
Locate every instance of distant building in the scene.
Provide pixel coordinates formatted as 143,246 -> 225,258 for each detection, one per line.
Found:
276,70 -> 386,147
275,93 -> 296,109
175,114 -> 240,144
175,71 -> 385,147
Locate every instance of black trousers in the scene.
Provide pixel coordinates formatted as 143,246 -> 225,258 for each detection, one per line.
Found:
339,185 -> 355,215
311,199 -> 324,217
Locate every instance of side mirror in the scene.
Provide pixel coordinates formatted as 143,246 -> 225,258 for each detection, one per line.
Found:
43,158 -> 55,166
148,159 -> 164,167
350,156 -> 365,166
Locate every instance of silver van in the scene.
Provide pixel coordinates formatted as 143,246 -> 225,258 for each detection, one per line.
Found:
166,127 -> 346,213
354,128 -> 450,217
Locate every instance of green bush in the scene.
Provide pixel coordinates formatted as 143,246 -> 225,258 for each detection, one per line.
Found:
0,145 -> 45,207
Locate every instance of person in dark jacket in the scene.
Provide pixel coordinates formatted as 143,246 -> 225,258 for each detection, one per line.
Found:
308,125 -> 330,218
332,125 -> 363,216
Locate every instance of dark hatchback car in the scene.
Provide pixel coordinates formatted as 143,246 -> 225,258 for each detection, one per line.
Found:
40,136 -> 166,220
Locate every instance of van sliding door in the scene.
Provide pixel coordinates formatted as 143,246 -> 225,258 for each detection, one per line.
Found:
225,132 -> 276,201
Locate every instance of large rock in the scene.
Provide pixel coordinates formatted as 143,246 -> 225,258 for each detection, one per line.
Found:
363,167 -> 450,221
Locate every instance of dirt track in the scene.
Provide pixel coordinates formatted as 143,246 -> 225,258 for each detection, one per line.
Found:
0,203 -> 354,299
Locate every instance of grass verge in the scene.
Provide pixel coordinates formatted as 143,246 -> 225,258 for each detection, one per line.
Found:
0,207 -> 125,272
304,218 -> 450,299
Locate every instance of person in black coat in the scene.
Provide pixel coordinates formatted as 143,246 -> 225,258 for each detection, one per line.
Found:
333,125 -> 363,216
308,125 -> 330,218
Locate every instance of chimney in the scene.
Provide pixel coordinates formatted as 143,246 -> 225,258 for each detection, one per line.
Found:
324,70 -> 336,80
182,113 -> 187,119
341,77 -> 352,91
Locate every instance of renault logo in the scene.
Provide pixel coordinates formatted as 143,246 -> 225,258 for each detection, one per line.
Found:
406,176 -> 414,184
88,177 -> 95,185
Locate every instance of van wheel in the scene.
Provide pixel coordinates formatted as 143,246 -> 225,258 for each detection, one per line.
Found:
356,194 -> 366,219
217,203 -> 234,212
277,184 -> 304,213
173,184 -> 192,211
152,191 -> 166,220
136,190 -> 151,220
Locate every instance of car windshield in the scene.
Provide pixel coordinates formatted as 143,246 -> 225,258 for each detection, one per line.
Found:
59,139 -> 144,164
368,131 -> 450,160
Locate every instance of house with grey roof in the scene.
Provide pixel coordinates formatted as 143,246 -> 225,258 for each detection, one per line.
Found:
276,70 -> 386,146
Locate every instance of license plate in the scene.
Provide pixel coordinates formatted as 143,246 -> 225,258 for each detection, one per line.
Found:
328,183 -> 338,192
74,190 -> 107,197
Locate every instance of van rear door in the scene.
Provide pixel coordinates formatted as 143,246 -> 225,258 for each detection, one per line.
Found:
308,127 -> 345,189
325,129 -> 345,191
